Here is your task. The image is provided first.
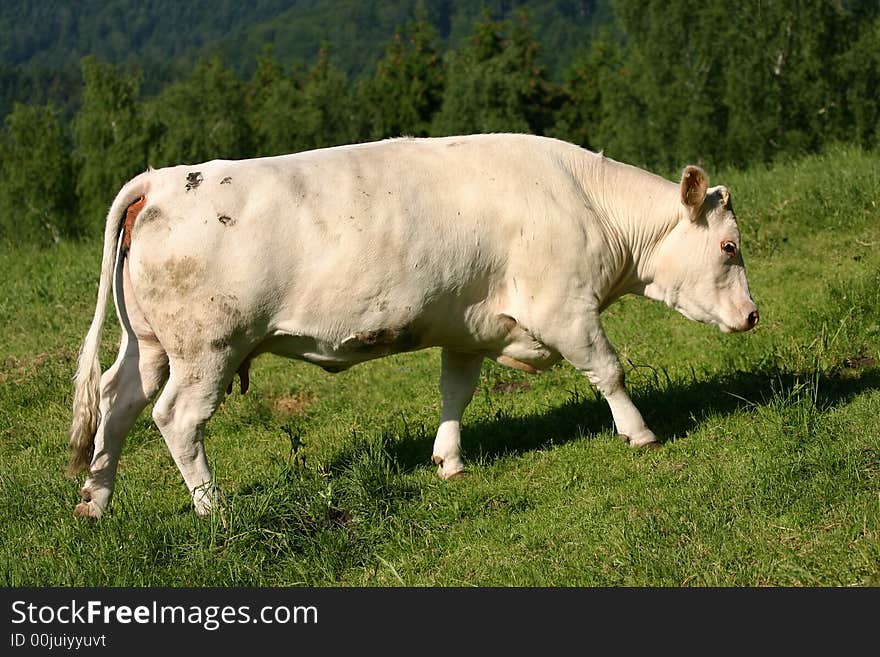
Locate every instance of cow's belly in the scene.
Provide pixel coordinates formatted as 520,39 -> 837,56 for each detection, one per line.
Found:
255,327 -> 421,373
255,310 -> 562,374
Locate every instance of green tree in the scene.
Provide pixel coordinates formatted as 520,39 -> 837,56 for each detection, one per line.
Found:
834,13 -> 880,150
0,103 -> 76,244
550,31 -> 618,151
721,1 -> 855,165
432,10 -> 557,136
146,55 -> 252,167
507,8 -> 563,136
610,0 -> 730,170
285,44 -> 361,151
246,46 -> 306,156
72,56 -> 147,233
361,11 -> 445,139
604,0 -> 880,169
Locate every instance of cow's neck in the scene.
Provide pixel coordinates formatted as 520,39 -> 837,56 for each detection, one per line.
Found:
579,153 -> 684,309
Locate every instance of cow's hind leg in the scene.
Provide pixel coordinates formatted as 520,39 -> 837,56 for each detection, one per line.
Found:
152,359 -> 229,515
432,349 -> 483,479
75,337 -> 169,518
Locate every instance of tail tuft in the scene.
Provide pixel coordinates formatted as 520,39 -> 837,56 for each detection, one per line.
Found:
67,330 -> 102,474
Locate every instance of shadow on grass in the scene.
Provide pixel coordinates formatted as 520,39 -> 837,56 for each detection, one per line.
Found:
225,363 -> 879,553
343,364 -> 880,474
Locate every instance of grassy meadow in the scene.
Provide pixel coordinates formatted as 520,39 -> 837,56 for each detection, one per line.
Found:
1,145 -> 878,586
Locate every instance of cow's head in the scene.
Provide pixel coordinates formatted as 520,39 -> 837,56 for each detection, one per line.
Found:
644,166 -> 758,333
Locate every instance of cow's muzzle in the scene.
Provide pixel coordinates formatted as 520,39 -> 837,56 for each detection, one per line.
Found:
732,306 -> 759,332
747,309 -> 759,329
722,304 -> 759,333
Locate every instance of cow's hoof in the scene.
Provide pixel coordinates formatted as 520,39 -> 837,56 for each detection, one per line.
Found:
619,431 -> 660,449
193,497 -> 217,517
433,455 -> 466,480
192,486 -> 222,517
73,501 -> 102,519
442,467 -> 467,480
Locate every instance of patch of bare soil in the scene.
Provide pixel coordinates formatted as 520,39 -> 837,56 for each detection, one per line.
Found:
491,380 -> 531,394
843,356 -> 876,370
0,349 -> 71,384
273,391 -> 315,416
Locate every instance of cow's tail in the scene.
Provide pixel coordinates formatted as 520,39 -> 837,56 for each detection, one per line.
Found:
67,173 -> 150,475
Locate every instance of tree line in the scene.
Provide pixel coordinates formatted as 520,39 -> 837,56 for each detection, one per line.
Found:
1,2 -> 878,245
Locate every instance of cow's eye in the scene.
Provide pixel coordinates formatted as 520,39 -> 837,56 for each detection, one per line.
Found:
721,241 -> 737,256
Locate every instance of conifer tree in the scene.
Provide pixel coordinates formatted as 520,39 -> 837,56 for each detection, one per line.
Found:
550,31 -> 617,151
287,44 -> 361,151
247,46 -> 306,156
432,9 -> 554,136
362,10 -> 444,139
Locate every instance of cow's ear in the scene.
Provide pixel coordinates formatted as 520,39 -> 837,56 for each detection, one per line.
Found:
680,165 -> 708,218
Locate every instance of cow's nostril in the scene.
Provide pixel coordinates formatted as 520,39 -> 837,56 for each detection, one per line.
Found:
747,310 -> 759,327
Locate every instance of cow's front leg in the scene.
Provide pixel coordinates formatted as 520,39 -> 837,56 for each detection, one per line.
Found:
432,349 -> 484,479
559,318 -> 658,448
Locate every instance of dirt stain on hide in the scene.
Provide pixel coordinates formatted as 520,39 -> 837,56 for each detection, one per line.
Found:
207,294 -> 245,348
220,176 -> 232,185
185,171 -> 203,191
218,214 -> 235,226
204,294 -> 248,380
137,258 -> 253,364
340,327 -> 417,353
210,337 -> 229,351
139,256 -> 206,303
164,256 -> 205,294
140,206 -> 162,223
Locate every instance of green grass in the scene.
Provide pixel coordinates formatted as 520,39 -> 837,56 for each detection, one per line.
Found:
1,145 -> 878,586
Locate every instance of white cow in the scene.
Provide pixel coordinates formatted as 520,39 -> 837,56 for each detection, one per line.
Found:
68,133 -> 758,518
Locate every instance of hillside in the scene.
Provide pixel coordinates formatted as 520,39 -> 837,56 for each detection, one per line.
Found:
0,0 -> 613,116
